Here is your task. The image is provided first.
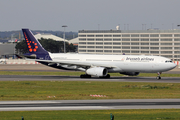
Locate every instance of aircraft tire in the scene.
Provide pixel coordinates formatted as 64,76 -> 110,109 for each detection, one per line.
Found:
80,74 -> 91,78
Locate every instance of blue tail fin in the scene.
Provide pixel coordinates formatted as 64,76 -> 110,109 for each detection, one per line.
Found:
22,29 -> 51,60
22,29 -> 48,54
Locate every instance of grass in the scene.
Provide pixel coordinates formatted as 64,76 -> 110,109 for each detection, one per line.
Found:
0,81 -> 180,100
0,109 -> 180,120
0,71 -> 180,77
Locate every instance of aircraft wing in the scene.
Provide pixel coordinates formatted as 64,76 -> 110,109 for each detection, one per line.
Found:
35,59 -> 116,68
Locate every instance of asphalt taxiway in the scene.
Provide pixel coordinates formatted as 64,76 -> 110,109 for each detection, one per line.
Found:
0,75 -> 180,83
0,99 -> 180,111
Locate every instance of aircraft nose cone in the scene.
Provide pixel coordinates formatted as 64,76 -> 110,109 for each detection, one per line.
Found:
171,63 -> 177,69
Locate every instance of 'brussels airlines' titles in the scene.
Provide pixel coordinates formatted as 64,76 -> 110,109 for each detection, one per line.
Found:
126,57 -> 154,62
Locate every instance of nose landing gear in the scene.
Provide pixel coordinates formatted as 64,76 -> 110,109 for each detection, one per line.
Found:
156,72 -> 162,80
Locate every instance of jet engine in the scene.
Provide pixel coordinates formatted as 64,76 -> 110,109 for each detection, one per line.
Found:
86,67 -> 108,77
120,72 -> 140,76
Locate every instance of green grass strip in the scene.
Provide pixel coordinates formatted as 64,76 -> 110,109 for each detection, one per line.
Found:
0,109 -> 180,120
0,81 -> 180,100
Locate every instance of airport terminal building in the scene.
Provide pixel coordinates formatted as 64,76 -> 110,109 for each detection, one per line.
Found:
78,29 -> 180,61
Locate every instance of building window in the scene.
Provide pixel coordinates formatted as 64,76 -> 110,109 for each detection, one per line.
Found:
87,35 -> 94,37
104,42 -> 112,45
104,46 -> 112,49
161,43 -> 172,45
122,34 -> 130,37
96,39 -> 103,41
79,46 -> 86,48
161,47 -> 172,49
96,35 -> 103,37
131,34 -> 139,37
87,50 -> 95,52
79,42 -> 86,44
104,50 -> 112,52
174,47 -> 180,49
141,39 -> 149,41
163,55 -> 172,58
96,50 -> 103,52
150,34 -> 159,37
131,47 -> 139,49
79,50 -> 86,52
122,47 -> 130,49
141,34 -> 149,37
96,46 -> 103,48
161,34 -> 172,37
122,42 -> 130,45
161,51 -> 172,54
141,51 -> 149,53
113,39 -> 121,41
150,47 -> 159,49
87,46 -> 95,48
141,47 -> 149,49
87,42 -> 94,44
161,39 -> 172,41
104,35 -> 112,37
104,39 -> 112,41
174,39 -> 180,41
174,51 -> 180,53
174,34 -> 180,37
113,46 -> 121,49
122,39 -> 130,41
113,35 -> 121,37
131,51 -> 139,53
96,42 -> 103,45
113,50 -> 121,53
150,43 -> 159,45
131,43 -> 139,45
79,38 -> 86,41
150,39 -> 159,41
150,51 -> 159,53
79,35 -> 86,37
113,42 -> 121,45
122,50 -> 130,53
141,43 -> 149,45
174,43 -> 180,45
87,39 -> 94,41
131,39 -> 139,41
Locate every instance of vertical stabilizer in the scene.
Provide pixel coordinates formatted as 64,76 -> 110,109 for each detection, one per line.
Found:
22,29 -> 48,54
22,29 -> 51,60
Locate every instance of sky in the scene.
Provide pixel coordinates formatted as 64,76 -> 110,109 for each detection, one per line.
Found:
0,0 -> 180,32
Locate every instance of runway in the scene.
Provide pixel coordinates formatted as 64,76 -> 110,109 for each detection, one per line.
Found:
0,99 -> 180,111
0,75 -> 180,83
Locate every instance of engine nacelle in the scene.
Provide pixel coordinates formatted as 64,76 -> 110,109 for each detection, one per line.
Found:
86,67 -> 108,77
120,72 -> 140,76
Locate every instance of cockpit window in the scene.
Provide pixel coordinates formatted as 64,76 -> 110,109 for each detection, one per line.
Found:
165,60 -> 172,63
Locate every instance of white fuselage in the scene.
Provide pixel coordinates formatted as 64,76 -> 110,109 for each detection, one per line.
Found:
49,53 -> 176,73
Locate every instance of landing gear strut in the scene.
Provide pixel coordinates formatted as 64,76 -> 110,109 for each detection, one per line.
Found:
99,74 -> 111,78
156,72 -> 162,80
80,74 -> 91,78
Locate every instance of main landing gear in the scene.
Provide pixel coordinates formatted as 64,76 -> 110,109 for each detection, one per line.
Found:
80,74 -> 91,78
99,74 -> 110,78
156,72 -> 162,80
80,74 -> 111,78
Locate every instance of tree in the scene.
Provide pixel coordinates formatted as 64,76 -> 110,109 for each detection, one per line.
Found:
15,40 -> 28,54
15,38 -> 76,54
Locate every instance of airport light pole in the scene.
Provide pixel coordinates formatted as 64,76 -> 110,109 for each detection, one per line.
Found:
62,25 -> 67,53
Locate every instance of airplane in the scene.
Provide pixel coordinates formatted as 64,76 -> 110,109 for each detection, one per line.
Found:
22,29 -> 177,80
